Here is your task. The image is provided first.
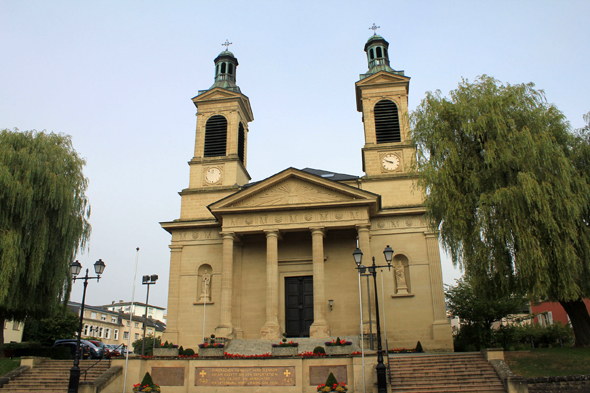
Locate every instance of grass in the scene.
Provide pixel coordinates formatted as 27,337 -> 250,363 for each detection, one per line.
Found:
0,357 -> 21,377
505,347 -> 590,378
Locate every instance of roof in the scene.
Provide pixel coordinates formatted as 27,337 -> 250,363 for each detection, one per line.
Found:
243,167 -> 359,189
102,301 -> 166,310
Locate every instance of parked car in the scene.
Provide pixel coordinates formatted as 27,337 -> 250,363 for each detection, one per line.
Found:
89,340 -> 111,358
105,344 -> 122,357
52,340 -> 90,359
53,339 -> 103,359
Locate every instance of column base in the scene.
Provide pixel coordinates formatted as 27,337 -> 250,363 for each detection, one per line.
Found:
260,323 -> 281,340
215,326 -> 235,339
309,322 -> 330,338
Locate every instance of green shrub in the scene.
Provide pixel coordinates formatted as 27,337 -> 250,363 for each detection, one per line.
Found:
13,347 -> 70,359
178,346 -> 184,355
313,346 -> 325,354
325,372 -> 338,387
415,341 -> 423,353
183,348 -> 195,356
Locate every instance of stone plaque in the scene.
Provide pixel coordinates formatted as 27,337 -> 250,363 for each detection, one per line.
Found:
195,367 -> 295,386
151,367 -> 185,386
309,365 -> 347,385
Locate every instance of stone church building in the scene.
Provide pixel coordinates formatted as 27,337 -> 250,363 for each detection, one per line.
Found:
161,34 -> 453,352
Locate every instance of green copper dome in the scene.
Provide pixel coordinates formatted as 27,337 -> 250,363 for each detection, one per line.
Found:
360,34 -> 404,80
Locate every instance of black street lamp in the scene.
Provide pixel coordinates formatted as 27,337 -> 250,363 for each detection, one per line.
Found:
353,246 -> 393,393
141,274 -> 158,356
68,259 -> 106,393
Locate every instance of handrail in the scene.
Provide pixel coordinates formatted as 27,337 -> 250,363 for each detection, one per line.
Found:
81,358 -> 109,381
385,338 -> 392,385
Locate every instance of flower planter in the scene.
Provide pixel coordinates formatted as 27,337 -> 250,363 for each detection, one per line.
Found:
271,346 -> 298,357
325,346 -> 353,356
153,347 -> 179,357
199,347 -> 224,358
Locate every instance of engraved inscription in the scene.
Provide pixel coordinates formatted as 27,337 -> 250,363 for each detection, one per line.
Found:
230,218 -> 239,226
152,367 -> 185,386
195,367 -> 296,386
289,214 -> 298,223
260,215 -> 268,224
205,231 -> 212,239
309,365 -> 347,385
319,212 -> 328,220
391,220 -> 399,228
350,211 -> 360,219
179,232 -> 187,240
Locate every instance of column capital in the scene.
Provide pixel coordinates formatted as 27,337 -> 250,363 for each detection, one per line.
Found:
356,224 -> 371,232
220,231 -> 236,240
310,227 -> 326,237
264,229 -> 281,240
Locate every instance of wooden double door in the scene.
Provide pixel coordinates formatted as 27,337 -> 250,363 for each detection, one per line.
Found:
284,276 -> 314,337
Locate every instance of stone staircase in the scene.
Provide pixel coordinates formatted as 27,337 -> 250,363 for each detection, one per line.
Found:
226,335 -> 362,355
0,359 -> 111,393
388,352 -> 506,393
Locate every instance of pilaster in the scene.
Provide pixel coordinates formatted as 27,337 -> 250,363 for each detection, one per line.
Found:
309,227 -> 330,338
260,229 -> 281,339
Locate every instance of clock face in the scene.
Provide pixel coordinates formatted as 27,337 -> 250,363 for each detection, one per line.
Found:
382,154 -> 400,171
205,167 -> 222,184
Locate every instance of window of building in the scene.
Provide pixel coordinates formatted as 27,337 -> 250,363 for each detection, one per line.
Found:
114,329 -> 119,340
123,331 -> 129,339
376,46 -> 383,58
91,312 -> 97,319
374,100 -> 401,143
369,48 -> 374,60
135,333 -> 139,340
101,314 -> 107,321
220,62 -> 226,74
83,325 -> 90,336
99,327 -> 104,338
238,122 -> 245,164
111,316 -> 117,323
126,321 -> 130,326
105,328 -> 111,339
12,322 -> 19,331
204,115 -> 228,157
134,322 -> 139,328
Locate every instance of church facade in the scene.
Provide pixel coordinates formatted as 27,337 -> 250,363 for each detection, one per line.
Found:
161,34 -> 453,351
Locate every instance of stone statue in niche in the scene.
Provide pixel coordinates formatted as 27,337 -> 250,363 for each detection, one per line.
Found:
394,261 -> 409,294
199,271 -> 211,303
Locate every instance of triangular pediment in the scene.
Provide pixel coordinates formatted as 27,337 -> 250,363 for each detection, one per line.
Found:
209,168 -> 379,215
192,87 -> 243,102
355,71 -> 410,87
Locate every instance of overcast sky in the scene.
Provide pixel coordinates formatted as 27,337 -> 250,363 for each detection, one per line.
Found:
1,1 -> 589,311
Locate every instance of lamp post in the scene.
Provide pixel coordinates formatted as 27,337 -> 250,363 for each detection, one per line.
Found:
68,259 -> 106,393
353,245 -> 393,393
141,274 -> 158,356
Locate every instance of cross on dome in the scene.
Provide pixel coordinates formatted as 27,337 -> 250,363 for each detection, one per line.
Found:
369,23 -> 380,35
222,39 -> 232,50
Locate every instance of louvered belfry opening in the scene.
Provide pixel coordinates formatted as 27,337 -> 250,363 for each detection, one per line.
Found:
238,122 -> 245,164
204,115 -> 227,157
374,100 -> 401,143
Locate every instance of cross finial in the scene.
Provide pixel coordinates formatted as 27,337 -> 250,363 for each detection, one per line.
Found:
369,23 -> 380,36
222,39 -> 232,51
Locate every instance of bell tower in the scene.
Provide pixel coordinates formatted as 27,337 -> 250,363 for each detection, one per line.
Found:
189,41 -> 254,191
355,31 -> 412,179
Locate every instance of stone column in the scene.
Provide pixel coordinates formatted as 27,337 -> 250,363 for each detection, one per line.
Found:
260,229 -> 281,339
425,231 -> 453,347
162,244 -> 182,344
356,225 -> 375,334
309,227 -> 330,338
216,231 -> 235,338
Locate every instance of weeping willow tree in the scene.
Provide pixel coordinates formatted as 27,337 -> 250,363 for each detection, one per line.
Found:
411,76 -> 590,347
0,129 -> 90,355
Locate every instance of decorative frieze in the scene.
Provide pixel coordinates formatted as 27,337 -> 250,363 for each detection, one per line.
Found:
371,215 -> 427,231
174,229 -> 220,242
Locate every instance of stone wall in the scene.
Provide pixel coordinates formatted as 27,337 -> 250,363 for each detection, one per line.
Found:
527,375 -> 590,393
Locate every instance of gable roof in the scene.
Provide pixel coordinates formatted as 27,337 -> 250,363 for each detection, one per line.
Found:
208,167 -> 380,218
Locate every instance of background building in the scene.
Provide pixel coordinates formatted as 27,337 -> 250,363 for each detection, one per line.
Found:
103,301 -> 166,324
3,320 -> 24,343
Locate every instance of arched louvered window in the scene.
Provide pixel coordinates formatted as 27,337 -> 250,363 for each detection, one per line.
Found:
238,122 -> 245,164
374,100 -> 401,143
228,63 -> 234,75
369,48 -> 374,60
221,63 -> 226,73
204,115 -> 227,157
383,48 -> 388,58
215,64 -> 219,76
376,47 -> 383,58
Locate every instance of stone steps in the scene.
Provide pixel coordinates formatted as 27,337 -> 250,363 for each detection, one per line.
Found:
0,360 -> 110,393
388,353 -> 506,393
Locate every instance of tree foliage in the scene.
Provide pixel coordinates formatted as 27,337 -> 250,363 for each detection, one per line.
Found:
0,129 -> 91,352
446,278 -> 529,329
411,76 -> 590,346
22,305 -> 79,346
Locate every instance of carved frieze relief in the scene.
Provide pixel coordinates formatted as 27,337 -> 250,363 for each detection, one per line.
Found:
371,216 -> 427,231
174,229 -> 220,242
